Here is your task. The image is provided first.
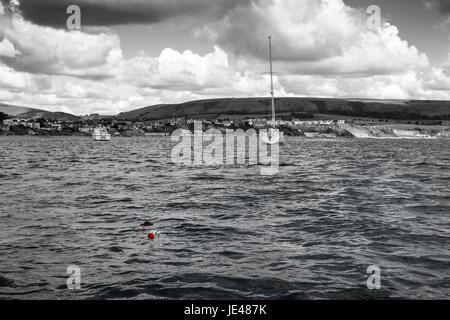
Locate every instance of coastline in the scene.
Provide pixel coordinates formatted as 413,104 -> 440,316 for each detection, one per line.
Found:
1,124 -> 449,139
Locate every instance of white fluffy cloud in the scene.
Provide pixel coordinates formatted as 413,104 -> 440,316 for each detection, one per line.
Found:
0,37 -> 18,57
1,17 -> 123,78
0,63 -> 30,89
203,0 -> 429,75
280,72 -> 426,100
120,46 -> 236,90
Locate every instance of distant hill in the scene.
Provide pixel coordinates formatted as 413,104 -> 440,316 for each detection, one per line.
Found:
0,103 -> 79,121
3,97 -> 450,123
0,103 -> 36,116
117,97 -> 450,121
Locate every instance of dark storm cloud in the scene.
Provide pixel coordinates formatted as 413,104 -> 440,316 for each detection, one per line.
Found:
3,0 -> 254,28
437,0 -> 450,14
424,0 -> 450,15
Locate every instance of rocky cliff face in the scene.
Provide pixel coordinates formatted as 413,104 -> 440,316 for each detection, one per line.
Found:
338,124 -> 449,139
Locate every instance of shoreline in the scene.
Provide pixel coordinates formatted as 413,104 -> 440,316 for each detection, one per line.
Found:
1,133 -> 449,140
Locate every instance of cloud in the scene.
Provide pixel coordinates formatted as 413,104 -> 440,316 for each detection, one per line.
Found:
423,0 -> 450,15
0,62 -> 30,89
280,71 -> 426,100
0,42 -> 280,114
0,11 -> 124,78
0,37 -> 18,57
121,46 -> 237,91
5,0 -> 254,28
0,0 -> 431,78
201,0 -> 429,75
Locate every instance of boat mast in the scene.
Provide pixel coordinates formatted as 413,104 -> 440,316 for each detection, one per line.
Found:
269,35 -> 276,122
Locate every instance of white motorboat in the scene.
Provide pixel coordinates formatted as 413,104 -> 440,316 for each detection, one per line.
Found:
92,126 -> 111,141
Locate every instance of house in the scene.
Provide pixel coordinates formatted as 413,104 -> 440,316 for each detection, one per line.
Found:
47,123 -> 62,132
3,118 -> 19,126
79,126 -> 94,134
252,119 -> 267,128
222,120 -> 232,127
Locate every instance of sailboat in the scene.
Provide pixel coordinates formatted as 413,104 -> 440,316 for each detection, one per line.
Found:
262,35 -> 284,145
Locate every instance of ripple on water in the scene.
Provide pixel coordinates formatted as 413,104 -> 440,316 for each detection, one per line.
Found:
0,136 -> 449,299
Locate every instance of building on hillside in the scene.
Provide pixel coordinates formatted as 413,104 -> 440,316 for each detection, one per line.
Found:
3,119 -> 19,126
79,126 -> 94,134
222,120 -> 232,127
46,124 -> 62,132
250,119 -> 267,128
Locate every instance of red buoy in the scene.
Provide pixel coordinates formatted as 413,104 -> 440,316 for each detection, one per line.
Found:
148,233 -> 155,239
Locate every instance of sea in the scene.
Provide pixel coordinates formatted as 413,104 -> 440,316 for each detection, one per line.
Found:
0,136 -> 449,299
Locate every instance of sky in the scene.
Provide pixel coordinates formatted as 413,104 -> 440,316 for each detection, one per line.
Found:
1,0 -> 450,115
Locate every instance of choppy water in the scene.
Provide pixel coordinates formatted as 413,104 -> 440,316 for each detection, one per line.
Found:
0,136 -> 449,300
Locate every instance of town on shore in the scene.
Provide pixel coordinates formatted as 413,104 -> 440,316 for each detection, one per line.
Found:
1,111 -> 450,139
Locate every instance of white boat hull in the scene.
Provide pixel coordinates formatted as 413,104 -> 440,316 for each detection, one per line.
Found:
261,129 -> 285,145
92,134 -> 111,141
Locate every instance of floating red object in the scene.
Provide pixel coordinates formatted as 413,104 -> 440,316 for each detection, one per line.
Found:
148,233 -> 155,239
141,221 -> 153,227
